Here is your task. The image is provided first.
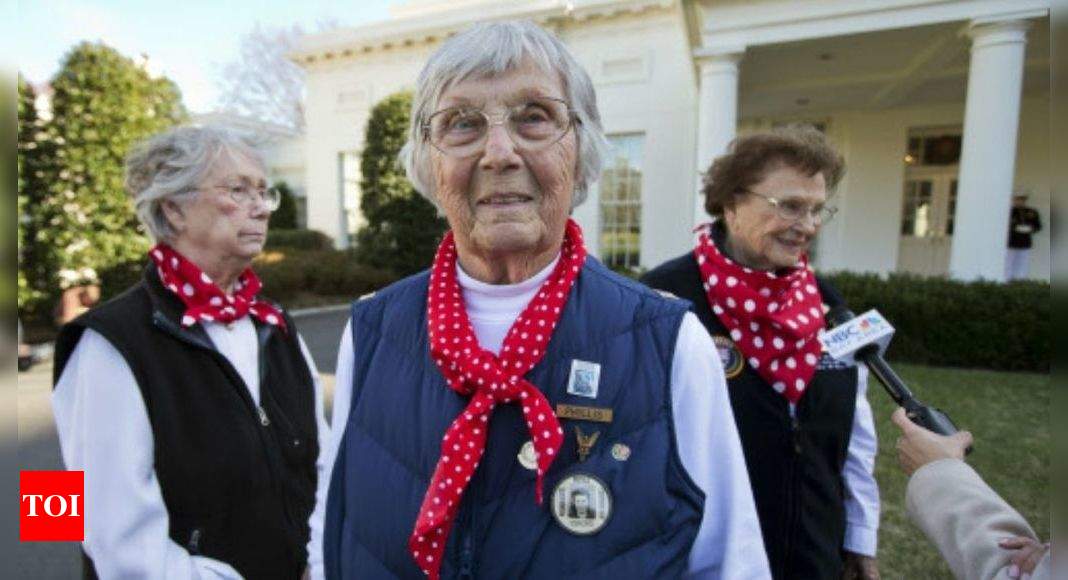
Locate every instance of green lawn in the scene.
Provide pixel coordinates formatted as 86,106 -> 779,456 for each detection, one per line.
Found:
871,363 -> 1050,577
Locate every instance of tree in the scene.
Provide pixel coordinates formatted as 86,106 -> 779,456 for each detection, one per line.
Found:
269,180 -> 298,229
354,92 -> 447,277
18,74 -> 53,313
216,23 -> 309,132
34,42 -> 187,294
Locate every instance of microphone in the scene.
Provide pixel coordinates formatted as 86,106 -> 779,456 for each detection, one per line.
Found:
816,281 -> 970,451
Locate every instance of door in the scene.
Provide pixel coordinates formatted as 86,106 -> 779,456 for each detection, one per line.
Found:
896,171 -> 958,276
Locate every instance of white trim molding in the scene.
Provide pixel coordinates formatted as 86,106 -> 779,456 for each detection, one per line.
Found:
696,0 -> 1049,54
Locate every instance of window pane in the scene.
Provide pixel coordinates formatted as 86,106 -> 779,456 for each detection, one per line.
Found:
901,180 -> 935,237
921,134 -> 961,166
599,134 -> 644,270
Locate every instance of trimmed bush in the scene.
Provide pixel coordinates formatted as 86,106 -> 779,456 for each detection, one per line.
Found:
255,250 -> 397,304
265,229 -> 334,251
269,181 -> 299,230
354,91 -> 447,276
92,248 -> 395,314
821,271 -> 1049,373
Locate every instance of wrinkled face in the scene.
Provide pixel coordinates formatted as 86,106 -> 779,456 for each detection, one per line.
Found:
723,164 -> 827,271
167,152 -> 270,263
429,62 -> 577,259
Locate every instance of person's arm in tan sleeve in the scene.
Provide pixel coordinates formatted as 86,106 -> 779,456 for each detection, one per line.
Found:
906,458 -> 1039,579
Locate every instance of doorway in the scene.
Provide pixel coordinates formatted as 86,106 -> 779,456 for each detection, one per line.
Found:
896,128 -> 961,276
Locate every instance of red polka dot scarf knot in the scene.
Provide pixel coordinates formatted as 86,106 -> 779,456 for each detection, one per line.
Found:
693,223 -> 824,404
148,243 -> 286,333
411,219 -> 587,578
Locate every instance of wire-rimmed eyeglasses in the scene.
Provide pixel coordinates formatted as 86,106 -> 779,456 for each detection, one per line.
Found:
742,189 -> 838,224
422,97 -> 579,157
211,183 -> 281,212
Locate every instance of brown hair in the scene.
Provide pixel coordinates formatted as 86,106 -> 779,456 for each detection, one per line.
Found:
702,125 -> 845,217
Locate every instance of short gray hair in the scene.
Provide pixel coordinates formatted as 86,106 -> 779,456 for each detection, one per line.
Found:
400,20 -> 609,207
125,125 -> 266,242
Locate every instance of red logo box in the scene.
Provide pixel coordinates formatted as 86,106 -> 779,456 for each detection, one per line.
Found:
20,471 -> 84,542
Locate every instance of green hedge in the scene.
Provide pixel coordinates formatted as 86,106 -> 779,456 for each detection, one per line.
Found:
95,248 -> 396,311
821,271 -> 1049,372
254,249 -> 397,304
265,229 -> 335,251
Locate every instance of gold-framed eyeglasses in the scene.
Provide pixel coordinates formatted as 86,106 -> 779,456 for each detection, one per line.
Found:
422,97 -> 579,157
212,183 -> 281,212
742,189 -> 838,224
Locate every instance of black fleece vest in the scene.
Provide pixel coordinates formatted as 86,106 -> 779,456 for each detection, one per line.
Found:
641,252 -> 858,580
54,265 -> 318,580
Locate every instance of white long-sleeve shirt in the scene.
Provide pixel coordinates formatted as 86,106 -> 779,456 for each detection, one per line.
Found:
52,316 -> 330,580
842,365 -> 881,557
307,259 -> 771,579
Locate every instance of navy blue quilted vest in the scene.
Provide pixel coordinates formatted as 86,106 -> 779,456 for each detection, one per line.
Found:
324,258 -> 704,579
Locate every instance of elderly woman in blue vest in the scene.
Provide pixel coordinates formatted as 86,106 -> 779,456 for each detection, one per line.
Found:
308,21 -> 769,580
52,126 -> 329,579
641,127 -> 881,579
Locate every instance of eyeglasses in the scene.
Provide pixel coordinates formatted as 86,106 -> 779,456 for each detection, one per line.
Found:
422,97 -> 579,157
742,190 -> 838,224
211,183 -> 281,212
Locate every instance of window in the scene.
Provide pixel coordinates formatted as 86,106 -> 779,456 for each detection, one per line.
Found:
599,134 -> 644,270
900,180 -> 933,236
904,128 -> 961,167
338,152 -> 363,247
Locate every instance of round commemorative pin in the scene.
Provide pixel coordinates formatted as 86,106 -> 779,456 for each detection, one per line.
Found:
517,440 -> 538,471
713,335 -> 745,379
550,473 -> 612,536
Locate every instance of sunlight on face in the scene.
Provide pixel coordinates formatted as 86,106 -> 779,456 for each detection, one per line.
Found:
724,165 -> 827,271
431,62 -> 577,261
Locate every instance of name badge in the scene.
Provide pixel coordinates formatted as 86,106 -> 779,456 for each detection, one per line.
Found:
556,404 -> 613,424
566,359 -> 601,398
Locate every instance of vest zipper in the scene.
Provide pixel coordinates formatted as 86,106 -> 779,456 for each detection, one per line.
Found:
457,467 -> 482,579
187,528 -> 202,554
782,407 -> 802,576
152,312 -> 294,530
458,534 -> 474,579
257,405 -> 271,427
790,414 -> 802,455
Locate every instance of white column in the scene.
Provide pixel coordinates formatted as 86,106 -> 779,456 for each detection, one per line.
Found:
948,19 -> 1029,281
694,48 -> 744,228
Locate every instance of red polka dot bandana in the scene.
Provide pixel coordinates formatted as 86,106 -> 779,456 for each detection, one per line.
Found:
410,219 -> 587,579
148,243 -> 286,333
693,223 -> 823,404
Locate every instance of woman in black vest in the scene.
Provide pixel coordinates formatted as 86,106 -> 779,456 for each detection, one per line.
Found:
52,126 -> 328,579
642,126 -> 880,579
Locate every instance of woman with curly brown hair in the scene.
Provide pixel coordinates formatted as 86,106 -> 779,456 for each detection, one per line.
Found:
642,126 -> 881,580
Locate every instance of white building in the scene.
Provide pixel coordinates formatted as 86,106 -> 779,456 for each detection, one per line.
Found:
292,0 -> 1050,281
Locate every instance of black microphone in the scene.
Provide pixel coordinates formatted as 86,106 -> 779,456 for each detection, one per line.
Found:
817,281 -> 970,451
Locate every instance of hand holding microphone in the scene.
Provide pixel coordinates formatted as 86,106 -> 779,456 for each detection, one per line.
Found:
816,281 -> 972,453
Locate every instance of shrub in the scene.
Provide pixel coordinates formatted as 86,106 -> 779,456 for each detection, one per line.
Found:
354,91 -> 447,276
268,181 -> 298,230
91,247 -> 394,314
98,259 -> 147,302
255,250 -> 397,304
821,271 -> 1049,372
265,229 -> 334,251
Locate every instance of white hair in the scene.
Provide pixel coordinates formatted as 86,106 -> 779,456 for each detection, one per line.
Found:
399,20 -> 609,208
125,125 -> 266,242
